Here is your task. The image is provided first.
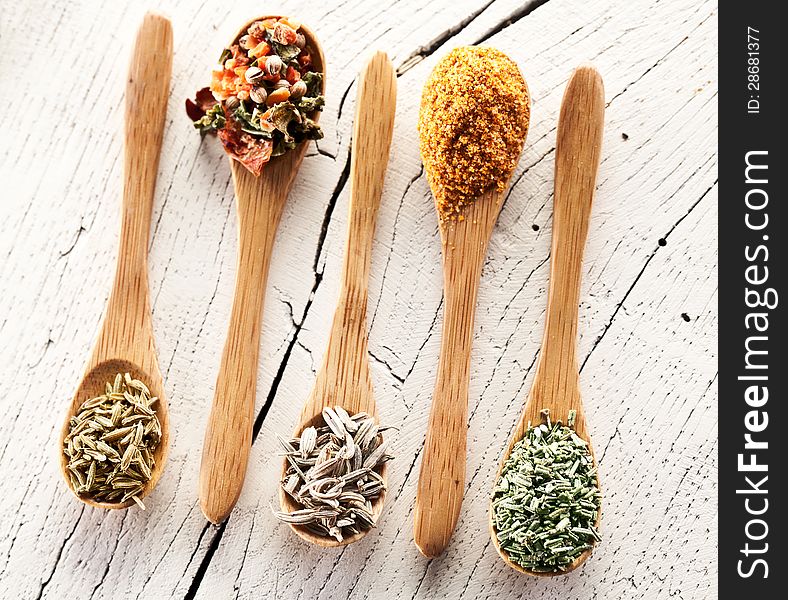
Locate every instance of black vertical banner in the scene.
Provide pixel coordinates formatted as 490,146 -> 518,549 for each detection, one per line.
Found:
719,3 -> 785,598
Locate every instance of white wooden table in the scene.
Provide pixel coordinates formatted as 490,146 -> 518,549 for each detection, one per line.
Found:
0,0 -> 717,598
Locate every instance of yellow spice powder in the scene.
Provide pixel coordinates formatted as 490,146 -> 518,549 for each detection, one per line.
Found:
418,46 -> 530,220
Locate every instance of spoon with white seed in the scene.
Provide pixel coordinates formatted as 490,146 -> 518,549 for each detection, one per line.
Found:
277,51 -> 397,547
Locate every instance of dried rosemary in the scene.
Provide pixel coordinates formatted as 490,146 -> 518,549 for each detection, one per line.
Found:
492,409 -> 601,572
63,373 -> 161,509
273,407 -> 394,542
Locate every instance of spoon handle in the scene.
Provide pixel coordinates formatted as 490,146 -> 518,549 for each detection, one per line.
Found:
199,165 -> 289,524
532,64 -> 604,403
96,12 -> 172,367
302,51 -> 397,421
414,194 -> 500,557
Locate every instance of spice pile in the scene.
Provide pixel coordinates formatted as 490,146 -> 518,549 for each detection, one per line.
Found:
273,406 -> 393,542
63,373 -> 162,509
418,46 -> 530,220
492,410 -> 601,572
186,16 -> 325,176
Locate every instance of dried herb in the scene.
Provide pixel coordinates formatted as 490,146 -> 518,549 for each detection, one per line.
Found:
63,373 -> 161,509
273,407 -> 394,542
193,103 -> 226,133
270,41 -> 301,62
491,410 -> 601,572
186,16 -> 325,176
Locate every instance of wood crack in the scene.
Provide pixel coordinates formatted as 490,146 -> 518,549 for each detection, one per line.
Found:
396,0 -> 497,75
579,177 -> 717,372
89,511 -> 130,599
34,505 -> 85,600
472,0 -> 552,45
184,522 -> 226,600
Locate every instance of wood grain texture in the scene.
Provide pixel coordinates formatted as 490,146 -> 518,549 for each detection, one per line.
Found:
0,0 -> 717,598
198,17 -> 327,526
279,50 -> 397,547
490,63 -> 605,576
413,50 -> 531,558
414,189 -> 508,557
57,12 -> 173,510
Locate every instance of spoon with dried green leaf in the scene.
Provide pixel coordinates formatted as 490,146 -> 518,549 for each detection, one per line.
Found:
489,64 -> 605,576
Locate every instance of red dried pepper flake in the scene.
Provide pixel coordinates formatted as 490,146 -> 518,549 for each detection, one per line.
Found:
285,65 -> 301,84
217,116 -> 273,176
272,22 -> 298,45
229,44 -> 250,66
185,98 -> 203,121
185,86 -> 218,120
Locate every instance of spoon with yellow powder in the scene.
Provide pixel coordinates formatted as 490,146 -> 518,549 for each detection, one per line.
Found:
414,46 -> 530,557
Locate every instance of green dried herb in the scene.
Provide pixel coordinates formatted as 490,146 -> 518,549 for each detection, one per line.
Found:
63,373 -> 161,509
295,95 -> 325,113
193,103 -> 226,133
269,101 -> 301,142
301,71 -> 323,96
270,41 -> 301,62
231,101 -> 272,137
491,409 -> 601,572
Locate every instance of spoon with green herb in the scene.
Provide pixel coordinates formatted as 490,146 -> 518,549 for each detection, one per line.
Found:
489,64 -> 605,575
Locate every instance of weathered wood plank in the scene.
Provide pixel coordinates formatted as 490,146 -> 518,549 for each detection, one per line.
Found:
0,0 -> 717,598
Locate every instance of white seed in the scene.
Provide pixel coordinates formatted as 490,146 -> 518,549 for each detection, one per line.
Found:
249,87 -> 267,105
265,55 -> 283,75
245,66 -> 264,84
290,79 -> 308,101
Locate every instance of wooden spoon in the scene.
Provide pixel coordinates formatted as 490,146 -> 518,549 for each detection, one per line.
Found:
199,17 -> 326,525
414,101 -> 531,557
279,51 -> 397,546
58,12 -> 173,509
490,64 -> 605,575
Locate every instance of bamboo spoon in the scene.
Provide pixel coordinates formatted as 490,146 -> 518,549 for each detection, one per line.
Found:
279,51 -> 397,546
490,64 -> 605,576
414,94 -> 531,557
58,12 -> 173,509
199,17 -> 326,525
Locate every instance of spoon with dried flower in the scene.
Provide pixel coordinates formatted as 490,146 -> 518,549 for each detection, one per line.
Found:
58,12 -> 172,510
413,47 -> 531,557
275,51 -> 397,547
489,64 -> 605,576
191,16 -> 327,524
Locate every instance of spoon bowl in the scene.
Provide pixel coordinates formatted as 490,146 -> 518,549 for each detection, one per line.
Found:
489,64 -> 605,576
58,12 -> 173,509
279,417 -> 390,548
199,16 -> 326,524
60,359 -> 170,509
